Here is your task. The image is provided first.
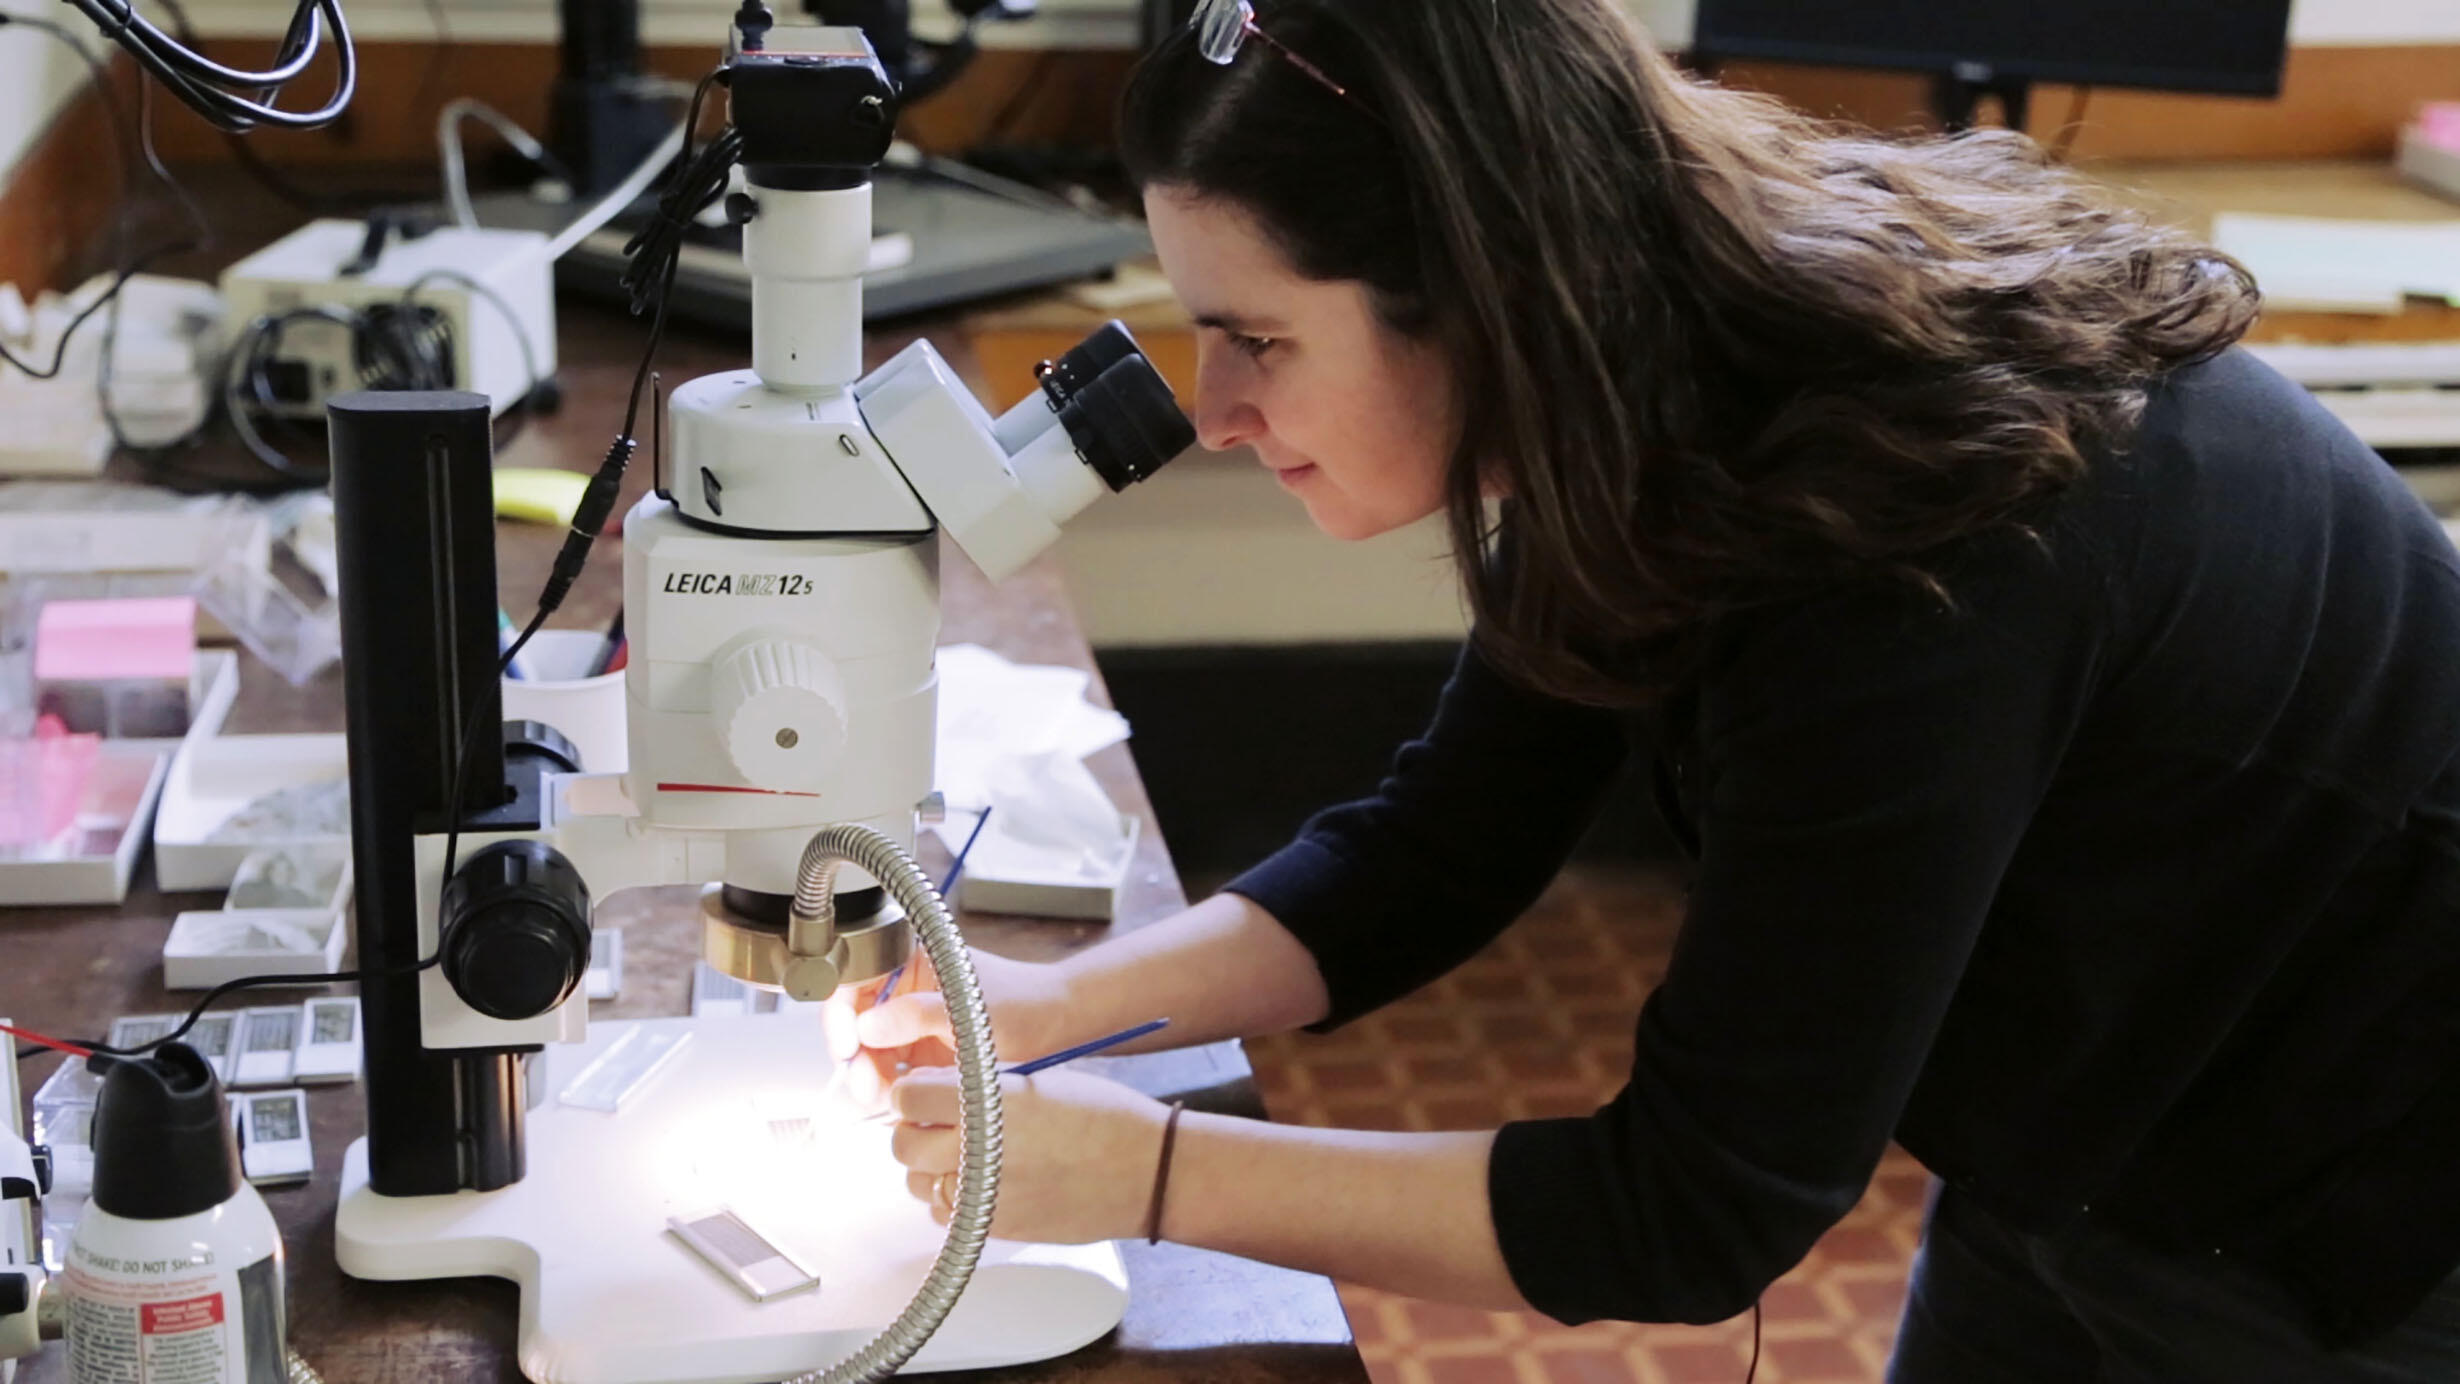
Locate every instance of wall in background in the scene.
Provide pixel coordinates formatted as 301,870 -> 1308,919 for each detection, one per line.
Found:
1635,0 -> 2460,49
1052,456 -> 1467,647
149,2 -> 2460,170
0,29 -> 133,294
0,23 -> 99,178
138,38 -> 1134,166
175,0 -> 2460,49
171,0 -> 1144,47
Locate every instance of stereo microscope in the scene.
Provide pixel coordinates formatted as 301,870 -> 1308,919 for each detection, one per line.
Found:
324,14 -> 1189,1383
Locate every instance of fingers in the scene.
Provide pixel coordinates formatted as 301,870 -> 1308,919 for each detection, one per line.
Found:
889,1120 -> 959,1174
857,992 -> 952,1050
906,1170 -> 959,1227
889,1067 -> 962,1125
819,989 -> 862,1065
843,1049 -> 890,1114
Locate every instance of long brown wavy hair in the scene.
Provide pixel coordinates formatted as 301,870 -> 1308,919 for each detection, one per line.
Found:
1120,0 -> 2259,707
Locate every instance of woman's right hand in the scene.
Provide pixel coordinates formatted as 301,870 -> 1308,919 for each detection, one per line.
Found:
822,947 -> 1077,1114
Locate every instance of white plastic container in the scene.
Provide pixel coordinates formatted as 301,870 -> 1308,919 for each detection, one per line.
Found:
152,733 -> 348,893
0,649 -> 237,906
500,628 -> 627,776
163,845 -> 353,991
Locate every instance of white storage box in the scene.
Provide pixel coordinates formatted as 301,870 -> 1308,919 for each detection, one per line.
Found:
955,814 -> 1140,922
0,649 -> 238,906
2399,124 -> 2460,204
164,844 -> 353,990
153,731 -> 348,892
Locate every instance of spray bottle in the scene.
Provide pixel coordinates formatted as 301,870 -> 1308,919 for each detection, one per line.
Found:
59,1042 -> 286,1384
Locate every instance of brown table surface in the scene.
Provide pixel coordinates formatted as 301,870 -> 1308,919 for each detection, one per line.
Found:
2,286 -> 1367,1382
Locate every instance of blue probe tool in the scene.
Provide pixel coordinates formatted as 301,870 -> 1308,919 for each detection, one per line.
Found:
1003,1018 -> 1171,1077
874,805 -> 995,1004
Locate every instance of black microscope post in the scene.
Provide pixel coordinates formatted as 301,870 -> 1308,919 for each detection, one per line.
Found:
329,390 -> 528,1195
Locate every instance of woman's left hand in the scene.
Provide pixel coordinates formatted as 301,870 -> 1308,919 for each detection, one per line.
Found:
888,1066 -> 1171,1244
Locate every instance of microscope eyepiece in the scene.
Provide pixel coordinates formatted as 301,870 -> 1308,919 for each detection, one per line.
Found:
1036,320 -> 1143,409
1056,351 -> 1194,492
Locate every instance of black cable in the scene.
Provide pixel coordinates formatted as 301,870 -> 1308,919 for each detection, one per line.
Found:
1745,1297 -> 1761,1383
221,305 -> 355,480
101,65 -> 219,457
398,269 -> 547,406
61,0 -> 356,133
78,954 -> 450,1059
148,0 -> 409,213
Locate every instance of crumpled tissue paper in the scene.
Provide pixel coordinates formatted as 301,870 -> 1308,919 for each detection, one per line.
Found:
932,644 -> 1138,918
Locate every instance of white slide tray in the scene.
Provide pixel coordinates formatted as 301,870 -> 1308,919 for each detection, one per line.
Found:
153,731 -> 349,892
0,649 -> 237,907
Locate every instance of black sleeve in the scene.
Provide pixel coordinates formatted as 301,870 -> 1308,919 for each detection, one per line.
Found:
1489,545 -> 2108,1325
1223,639 -> 1630,1028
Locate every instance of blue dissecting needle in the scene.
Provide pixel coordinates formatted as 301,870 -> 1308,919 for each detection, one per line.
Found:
1003,1018 -> 1171,1077
874,805 -> 995,1005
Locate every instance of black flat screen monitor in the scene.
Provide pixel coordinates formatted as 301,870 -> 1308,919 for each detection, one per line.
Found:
1692,0 -> 2294,100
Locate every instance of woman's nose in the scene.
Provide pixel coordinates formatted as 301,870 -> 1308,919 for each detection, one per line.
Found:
1191,348 -> 1264,453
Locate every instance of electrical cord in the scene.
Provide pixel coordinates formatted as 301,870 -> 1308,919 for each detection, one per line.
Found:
101,65 -> 218,456
60,0 -> 355,133
398,269 -> 546,406
221,304 -> 360,480
439,98 -> 574,232
151,0 -> 422,213
543,120 -> 688,264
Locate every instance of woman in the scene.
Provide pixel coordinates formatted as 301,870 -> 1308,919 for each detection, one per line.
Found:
837,0 -> 2460,1375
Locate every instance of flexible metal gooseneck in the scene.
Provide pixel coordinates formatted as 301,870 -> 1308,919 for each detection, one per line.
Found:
785,822 -> 1004,1384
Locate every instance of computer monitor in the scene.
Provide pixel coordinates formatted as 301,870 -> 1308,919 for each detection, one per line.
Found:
1690,0 -> 2294,130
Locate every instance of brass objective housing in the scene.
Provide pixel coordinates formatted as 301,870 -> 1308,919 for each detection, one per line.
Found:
698,886 -> 912,1000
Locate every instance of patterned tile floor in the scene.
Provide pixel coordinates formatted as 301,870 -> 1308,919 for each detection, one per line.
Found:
1239,862 -> 1926,1384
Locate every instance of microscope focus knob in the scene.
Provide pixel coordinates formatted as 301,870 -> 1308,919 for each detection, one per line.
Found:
715,640 -> 848,790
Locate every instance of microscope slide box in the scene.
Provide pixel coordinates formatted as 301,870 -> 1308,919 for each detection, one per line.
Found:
0,650 -> 236,907
153,732 -> 350,892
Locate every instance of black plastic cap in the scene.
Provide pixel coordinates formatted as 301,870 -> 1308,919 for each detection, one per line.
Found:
441,840 -> 593,1022
504,720 -> 582,775
1037,320 -> 1143,408
1057,352 -> 1194,492
89,1043 -> 241,1220
734,1 -> 774,49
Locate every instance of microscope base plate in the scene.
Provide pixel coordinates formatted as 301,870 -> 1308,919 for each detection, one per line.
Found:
335,1014 -> 1128,1383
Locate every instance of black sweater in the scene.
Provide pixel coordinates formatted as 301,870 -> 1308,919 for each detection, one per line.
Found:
1226,350 -> 2460,1344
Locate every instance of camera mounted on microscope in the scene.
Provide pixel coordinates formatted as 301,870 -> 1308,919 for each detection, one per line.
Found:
725,17 -> 900,190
